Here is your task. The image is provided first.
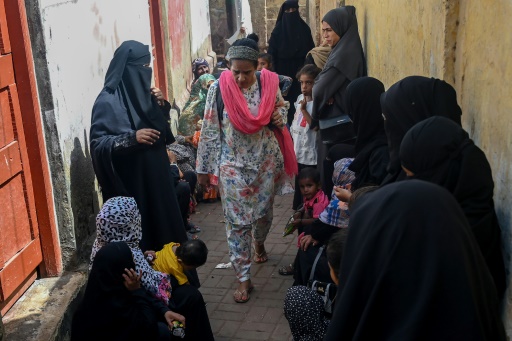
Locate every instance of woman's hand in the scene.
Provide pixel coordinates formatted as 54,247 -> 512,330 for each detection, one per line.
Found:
327,97 -> 334,105
122,268 -> 142,291
151,87 -> 165,106
198,174 -> 210,187
299,234 -> 319,252
136,128 -> 160,145
167,150 -> 177,163
271,110 -> 284,128
184,135 -> 194,144
164,310 -> 186,327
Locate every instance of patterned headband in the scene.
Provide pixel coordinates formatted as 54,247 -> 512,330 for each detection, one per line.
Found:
226,46 -> 259,62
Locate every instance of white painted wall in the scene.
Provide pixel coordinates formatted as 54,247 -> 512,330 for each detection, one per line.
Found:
38,0 -> 152,165
190,0 -> 211,53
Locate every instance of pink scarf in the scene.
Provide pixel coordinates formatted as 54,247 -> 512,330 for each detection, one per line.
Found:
219,68 -> 298,176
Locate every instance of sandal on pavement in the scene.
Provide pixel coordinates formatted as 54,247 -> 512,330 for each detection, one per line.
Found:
233,286 -> 254,303
253,251 -> 268,264
278,264 -> 294,276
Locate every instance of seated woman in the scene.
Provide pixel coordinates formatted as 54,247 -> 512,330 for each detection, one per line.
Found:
400,116 -> 506,299
90,196 -> 215,340
191,58 -> 210,85
72,242 -> 182,341
292,153 -> 355,285
325,180 -> 505,340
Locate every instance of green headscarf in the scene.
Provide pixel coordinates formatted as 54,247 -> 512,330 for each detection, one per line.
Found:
178,74 -> 216,136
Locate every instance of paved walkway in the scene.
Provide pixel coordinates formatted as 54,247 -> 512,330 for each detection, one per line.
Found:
192,194 -> 296,341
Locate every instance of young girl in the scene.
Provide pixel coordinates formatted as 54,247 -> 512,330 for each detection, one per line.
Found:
290,64 -> 322,210
279,167 -> 329,276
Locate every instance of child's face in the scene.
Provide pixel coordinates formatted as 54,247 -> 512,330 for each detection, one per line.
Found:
299,74 -> 315,97
299,177 -> 321,200
257,58 -> 271,71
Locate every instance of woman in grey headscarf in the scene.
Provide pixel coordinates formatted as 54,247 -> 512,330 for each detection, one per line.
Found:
312,6 -> 366,193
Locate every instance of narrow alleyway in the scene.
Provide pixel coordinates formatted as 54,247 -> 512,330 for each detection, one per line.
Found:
193,194 -> 296,341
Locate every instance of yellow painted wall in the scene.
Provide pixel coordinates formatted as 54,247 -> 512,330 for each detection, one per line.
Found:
343,0 -> 512,334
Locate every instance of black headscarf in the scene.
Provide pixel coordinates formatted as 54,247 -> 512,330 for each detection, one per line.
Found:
71,242 -> 160,341
90,40 -> 173,198
312,6 -> 367,118
380,76 -> 462,182
400,116 -> 506,297
325,180 -> 505,341
268,0 -> 314,60
345,77 -> 389,189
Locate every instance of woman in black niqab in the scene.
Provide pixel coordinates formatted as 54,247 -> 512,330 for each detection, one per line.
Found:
71,242 -> 170,341
325,180 -> 506,341
345,76 -> 389,190
90,40 -> 188,251
400,116 -> 506,298
268,0 -> 315,124
380,75 -> 462,184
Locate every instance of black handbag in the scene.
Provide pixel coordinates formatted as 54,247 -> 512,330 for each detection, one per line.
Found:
318,104 -> 356,145
307,245 -> 337,314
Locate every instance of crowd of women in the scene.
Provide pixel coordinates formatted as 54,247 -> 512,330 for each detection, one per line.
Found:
72,0 -> 507,339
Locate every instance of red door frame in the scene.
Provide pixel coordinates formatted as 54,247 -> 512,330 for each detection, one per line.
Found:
4,0 -> 62,277
149,0 -> 169,97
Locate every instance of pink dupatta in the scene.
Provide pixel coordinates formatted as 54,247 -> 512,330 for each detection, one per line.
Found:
219,68 -> 298,176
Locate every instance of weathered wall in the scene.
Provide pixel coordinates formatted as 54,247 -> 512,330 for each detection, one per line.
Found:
162,0 -> 215,107
345,0 -> 512,334
27,0 -> 153,267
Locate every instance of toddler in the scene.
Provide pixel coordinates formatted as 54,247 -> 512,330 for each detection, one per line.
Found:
145,239 -> 208,285
290,64 -> 322,209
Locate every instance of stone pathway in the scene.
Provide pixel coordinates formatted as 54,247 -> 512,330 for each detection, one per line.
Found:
192,194 -> 296,341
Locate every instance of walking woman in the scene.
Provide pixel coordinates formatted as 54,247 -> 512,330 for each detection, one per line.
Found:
90,40 -> 187,251
196,38 -> 296,303
312,6 -> 367,193
268,0 -> 315,124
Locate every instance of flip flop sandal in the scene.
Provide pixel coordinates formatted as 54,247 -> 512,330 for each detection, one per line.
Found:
278,264 -> 294,276
233,286 -> 254,303
253,251 -> 268,264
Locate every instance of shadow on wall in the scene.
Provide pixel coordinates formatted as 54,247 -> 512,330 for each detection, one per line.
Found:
69,130 -> 100,264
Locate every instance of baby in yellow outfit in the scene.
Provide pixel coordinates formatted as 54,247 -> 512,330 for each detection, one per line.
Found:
145,239 -> 208,285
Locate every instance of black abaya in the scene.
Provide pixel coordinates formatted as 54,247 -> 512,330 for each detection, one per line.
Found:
325,181 -> 505,340
400,116 -> 506,298
380,75 -> 462,184
90,41 -> 187,251
268,0 -> 315,124
345,77 -> 389,190
72,242 -> 170,341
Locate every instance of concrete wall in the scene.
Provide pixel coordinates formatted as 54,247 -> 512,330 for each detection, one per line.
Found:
25,0 -> 213,269
345,0 -> 512,334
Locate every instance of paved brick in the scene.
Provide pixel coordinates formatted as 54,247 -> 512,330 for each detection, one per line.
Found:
194,194 -> 296,340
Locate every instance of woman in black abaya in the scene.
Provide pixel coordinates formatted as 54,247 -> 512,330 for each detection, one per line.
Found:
380,75 -> 462,184
268,0 -> 315,124
312,6 -> 366,193
72,242 -> 177,341
345,76 -> 389,190
400,116 -> 506,298
325,181 -> 505,340
90,40 -> 187,251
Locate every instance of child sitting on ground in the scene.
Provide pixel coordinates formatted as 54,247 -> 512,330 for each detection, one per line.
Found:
290,64 -> 322,210
280,168 -> 329,276
145,239 -> 208,285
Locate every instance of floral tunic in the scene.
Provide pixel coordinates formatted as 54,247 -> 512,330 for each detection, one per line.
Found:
197,80 -> 294,225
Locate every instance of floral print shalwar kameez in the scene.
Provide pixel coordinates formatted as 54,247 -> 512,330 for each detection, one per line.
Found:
197,80 -> 293,282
